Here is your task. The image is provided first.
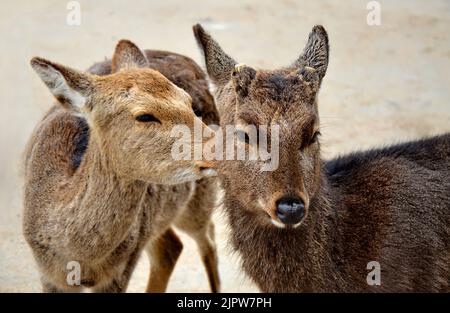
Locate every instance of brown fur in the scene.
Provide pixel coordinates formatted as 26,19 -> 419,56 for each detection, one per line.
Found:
23,39 -> 220,292
88,49 -> 219,125
193,24 -> 450,292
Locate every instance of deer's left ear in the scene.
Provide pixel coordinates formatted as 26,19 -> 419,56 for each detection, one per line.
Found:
111,39 -> 149,73
296,25 -> 329,82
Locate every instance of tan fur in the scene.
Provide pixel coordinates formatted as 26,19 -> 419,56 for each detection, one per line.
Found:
23,40 -> 220,292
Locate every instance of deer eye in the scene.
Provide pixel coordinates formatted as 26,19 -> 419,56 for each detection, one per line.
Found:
236,130 -> 250,144
136,114 -> 161,124
300,131 -> 321,150
192,107 -> 202,117
310,131 -> 321,144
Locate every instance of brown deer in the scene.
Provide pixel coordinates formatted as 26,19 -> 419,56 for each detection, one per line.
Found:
23,39 -> 220,292
88,49 -> 219,125
193,24 -> 450,292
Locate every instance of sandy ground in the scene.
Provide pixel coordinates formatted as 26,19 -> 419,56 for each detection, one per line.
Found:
0,0 -> 449,292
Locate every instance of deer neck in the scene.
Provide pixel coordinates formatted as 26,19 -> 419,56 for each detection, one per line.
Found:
65,130 -> 147,249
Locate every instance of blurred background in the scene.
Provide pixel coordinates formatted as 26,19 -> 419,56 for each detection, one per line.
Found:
1,0 -> 449,292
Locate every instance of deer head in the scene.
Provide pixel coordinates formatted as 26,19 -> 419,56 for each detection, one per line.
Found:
194,24 -> 329,228
31,39 -> 215,184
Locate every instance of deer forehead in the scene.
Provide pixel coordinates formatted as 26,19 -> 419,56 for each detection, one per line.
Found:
97,69 -> 189,101
248,71 -> 318,104
95,71 -> 191,113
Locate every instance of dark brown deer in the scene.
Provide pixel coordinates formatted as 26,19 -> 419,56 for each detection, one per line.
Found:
193,24 -> 450,292
23,39 -> 220,292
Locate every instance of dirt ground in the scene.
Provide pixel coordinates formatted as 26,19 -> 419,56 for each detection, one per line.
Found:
0,0 -> 449,292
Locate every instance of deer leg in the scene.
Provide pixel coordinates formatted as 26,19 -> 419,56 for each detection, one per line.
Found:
191,222 -> 221,293
176,218 -> 221,293
145,228 -> 183,292
174,177 -> 220,292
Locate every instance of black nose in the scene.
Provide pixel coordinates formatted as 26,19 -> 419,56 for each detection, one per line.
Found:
276,196 -> 305,225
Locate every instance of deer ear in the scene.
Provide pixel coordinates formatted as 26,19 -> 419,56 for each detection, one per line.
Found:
232,64 -> 256,98
193,24 -> 237,88
111,39 -> 148,73
30,57 -> 93,110
297,25 -> 329,81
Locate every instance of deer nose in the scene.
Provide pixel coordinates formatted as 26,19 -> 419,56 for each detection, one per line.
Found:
275,196 -> 305,225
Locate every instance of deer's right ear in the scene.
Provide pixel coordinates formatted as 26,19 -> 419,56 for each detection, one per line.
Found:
30,57 -> 93,110
296,25 -> 329,82
111,39 -> 148,73
193,24 -> 237,88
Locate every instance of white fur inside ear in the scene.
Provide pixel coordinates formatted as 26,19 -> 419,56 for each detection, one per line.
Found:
33,64 -> 86,109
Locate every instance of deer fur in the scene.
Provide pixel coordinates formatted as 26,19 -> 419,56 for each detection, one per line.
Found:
23,39 -> 220,293
88,49 -> 219,125
193,24 -> 450,292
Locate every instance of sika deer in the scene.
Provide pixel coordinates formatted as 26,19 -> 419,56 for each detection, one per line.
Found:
23,39 -> 220,292
193,24 -> 450,292
87,43 -> 222,293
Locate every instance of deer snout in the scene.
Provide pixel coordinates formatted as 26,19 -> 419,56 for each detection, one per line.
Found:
275,196 -> 305,225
